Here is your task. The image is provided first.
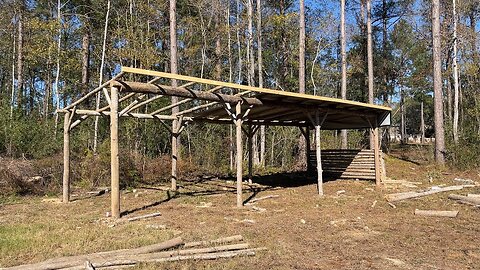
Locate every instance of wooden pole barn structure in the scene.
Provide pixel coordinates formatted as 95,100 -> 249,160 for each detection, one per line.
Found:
59,66 -> 391,219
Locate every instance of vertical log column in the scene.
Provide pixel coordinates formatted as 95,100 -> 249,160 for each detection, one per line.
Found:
171,119 -> 179,191
315,121 -> 323,196
372,123 -> 381,186
247,124 -> 253,184
110,86 -> 120,218
235,102 -> 243,207
302,126 -> 312,173
62,111 -> 71,203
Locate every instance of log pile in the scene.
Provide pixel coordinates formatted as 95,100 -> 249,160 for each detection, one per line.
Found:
309,149 -> 384,180
4,235 -> 262,270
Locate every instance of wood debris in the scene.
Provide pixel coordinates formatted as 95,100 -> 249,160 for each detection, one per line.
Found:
127,212 -> 161,222
197,202 -> 213,208
249,206 -> 266,212
385,185 -> 473,203
414,209 -> 459,218
246,195 -> 279,204
5,235 -> 263,270
448,194 -> 480,206
453,178 -> 476,185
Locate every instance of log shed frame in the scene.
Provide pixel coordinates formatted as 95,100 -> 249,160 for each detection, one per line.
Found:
58,66 -> 391,218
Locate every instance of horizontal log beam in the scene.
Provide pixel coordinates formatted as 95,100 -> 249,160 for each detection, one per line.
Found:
63,72 -> 125,110
112,81 -> 263,106
58,109 -> 192,121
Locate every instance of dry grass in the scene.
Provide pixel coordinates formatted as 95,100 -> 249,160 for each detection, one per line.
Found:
1,152 -> 480,269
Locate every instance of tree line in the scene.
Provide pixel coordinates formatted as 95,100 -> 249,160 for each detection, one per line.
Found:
0,0 -> 479,171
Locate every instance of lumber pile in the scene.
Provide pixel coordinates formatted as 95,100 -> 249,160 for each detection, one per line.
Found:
309,149 -> 385,180
4,235 -> 262,270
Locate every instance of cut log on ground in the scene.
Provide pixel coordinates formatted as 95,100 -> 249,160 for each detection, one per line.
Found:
63,243 -> 252,270
64,248 -> 262,270
5,237 -> 183,270
448,194 -> 480,206
414,209 -> 459,217
184,235 -> 243,248
4,235 -> 256,270
385,185 -> 469,203
247,195 -> 279,204
127,212 -> 161,222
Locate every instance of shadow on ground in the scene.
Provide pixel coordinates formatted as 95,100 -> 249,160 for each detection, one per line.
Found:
120,171 -> 360,216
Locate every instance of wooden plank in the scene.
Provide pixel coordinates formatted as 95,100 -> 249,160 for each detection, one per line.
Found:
414,209 -> 458,217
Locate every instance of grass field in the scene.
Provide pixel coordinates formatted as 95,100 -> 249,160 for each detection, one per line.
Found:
1,150 -> 479,269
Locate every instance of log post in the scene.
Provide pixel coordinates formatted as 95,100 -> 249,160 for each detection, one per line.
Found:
247,124 -> 253,184
304,127 -> 311,173
171,119 -> 179,191
373,124 -> 381,186
62,111 -> 71,203
235,102 -> 243,207
315,120 -> 323,196
110,86 -> 120,218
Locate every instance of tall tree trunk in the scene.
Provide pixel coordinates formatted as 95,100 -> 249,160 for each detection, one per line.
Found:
81,28 -> 91,96
236,0 -> 242,84
246,0 -> 259,165
169,0 -> 181,189
452,0 -> 459,144
227,4 -> 234,171
432,0 -> 446,164
382,0 -> 388,103
247,0 -> 254,87
421,101 -> 425,144
469,8 -> 479,134
93,0 -> 111,153
257,0 -> 266,167
169,0 -> 178,111
297,0 -> 307,169
340,0 -> 348,149
214,16 -> 221,81
16,5 -> 24,113
279,0 -> 288,87
10,20 -> 16,119
367,0 -> 374,149
400,88 -> 405,144
53,0 -> 61,135
44,51 -> 52,119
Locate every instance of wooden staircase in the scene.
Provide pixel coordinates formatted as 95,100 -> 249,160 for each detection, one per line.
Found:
309,149 -> 385,181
